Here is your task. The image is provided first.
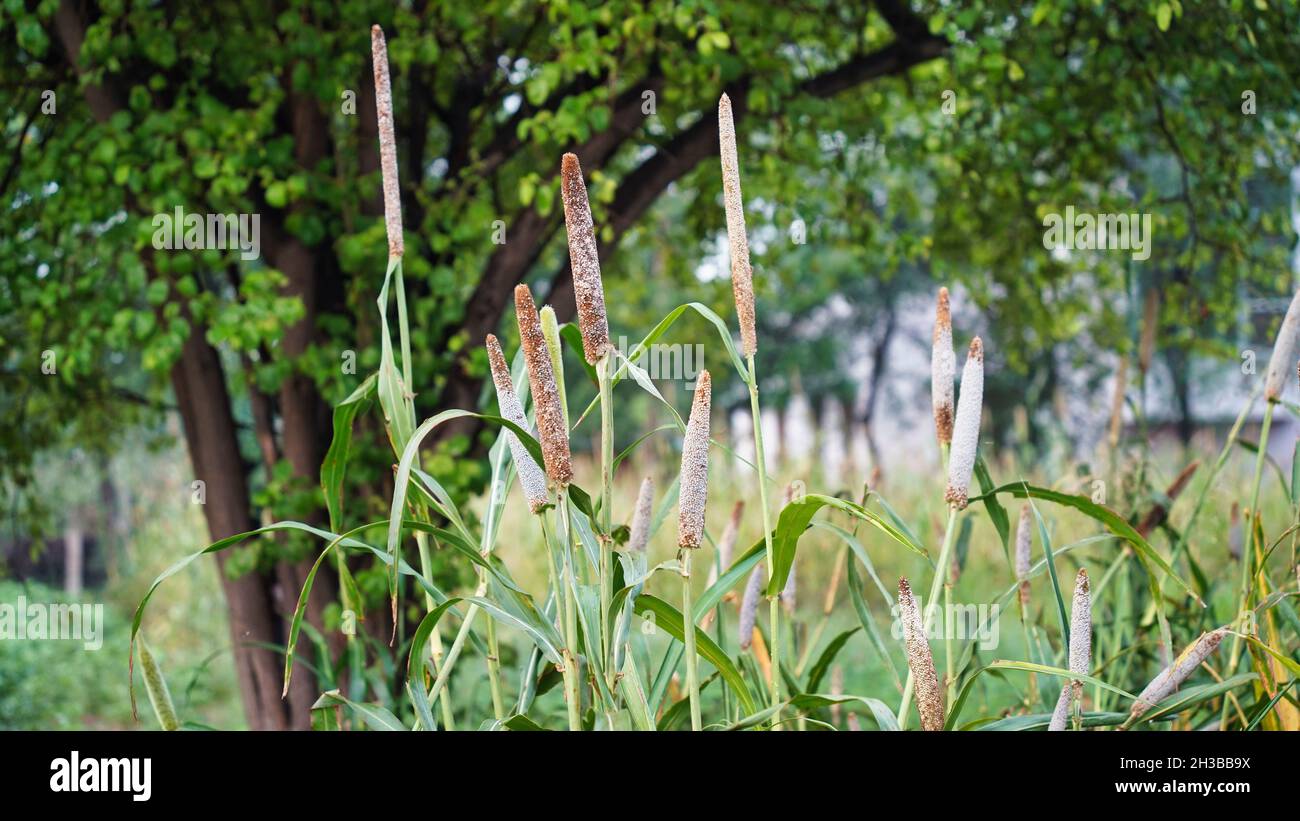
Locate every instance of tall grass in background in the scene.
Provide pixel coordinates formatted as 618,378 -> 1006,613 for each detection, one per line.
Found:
126,24 -> 1300,732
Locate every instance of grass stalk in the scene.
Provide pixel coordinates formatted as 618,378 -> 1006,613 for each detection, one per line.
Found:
415,531 -> 455,730
681,549 -> 702,730
746,353 -> 781,724
557,488 -> 583,731
597,352 -> 614,681
897,507 -> 958,728
1221,400 -> 1274,726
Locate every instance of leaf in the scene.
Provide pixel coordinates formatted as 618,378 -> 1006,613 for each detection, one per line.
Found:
970,482 -> 1202,605
376,257 -> 415,452
311,690 -> 406,731
406,598 -> 463,730
634,594 -> 756,715
974,456 -> 1011,564
804,628 -> 860,693
384,408 -> 546,614
320,371 -> 376,533
845,557 -> 902,690
988,659 -> 1137,700
1156,3 -> 1172,32
1026,494 -> 1070,656
766,493 -> 924,596
725,694 -> 899,731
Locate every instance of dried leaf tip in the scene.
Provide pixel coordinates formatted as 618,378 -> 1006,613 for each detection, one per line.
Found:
485,334 -> 548,513
677,370 -> 712,548
1265,289 -> 1300,401
514,285 -> 572,486
944,336 -> 984,509
932,287 -> 955,446
559,153 -> 611,365
899,577 -> 944,731
718,94 -> 757,357
371,25 -> 403,259
627,477 -> 655,553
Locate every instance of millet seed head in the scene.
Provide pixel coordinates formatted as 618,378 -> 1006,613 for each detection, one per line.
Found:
1129,627 -> 1229,721
738,562 -> 765,650
370,25 -> 403,259
899,577 -> 945,731
677,370 -> 712,548
485,334 -> 549,514
932,287 -> 955,446
944,336 -> 984,510
627,476 -> 655,553
1265,289 -> 1300,402
559,153 -> 611,365
514,285 -> 572,486
718,94 -> 757,357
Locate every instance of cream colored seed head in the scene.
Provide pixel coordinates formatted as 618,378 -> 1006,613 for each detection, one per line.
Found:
1265,289 -> 1300,402
485,334 -> 549,514
718,501 -> 744,571
1049,569 -> 1092,730
627,476 -> 655,553
718,94 -> 757,357
1015,505 -> 1032,606
559,153 -> 611,365
738,562 -> 765,650
1129,627 -> 1229,721
677,371 -> 712,548
370,25 -> 403,259
944,337 -> 984,509
899,577 -> 944,731
514,285 -> 572,486
932,287 -> 955,446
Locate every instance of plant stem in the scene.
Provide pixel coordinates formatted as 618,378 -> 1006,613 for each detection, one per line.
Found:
681,549 -> 702,730
597,354 -> 614,680
1221,400 -> 1273,727
944,576 -> 955,705
485,614 -> 505,721
415,531 -> 455,730
746,353 -> 781,726
558,489 -> 583,731
897,507 -> 958,728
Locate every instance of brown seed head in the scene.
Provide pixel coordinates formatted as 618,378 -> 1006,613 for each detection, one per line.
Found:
485,335 -> 549,513
677,371 -> 712,548
899,577 -> 944,731
514,285 -> 572,486
371,26 -> 403,259
932,287 -> 955,446
559,153 -> 611,364
718,94 -> 757,357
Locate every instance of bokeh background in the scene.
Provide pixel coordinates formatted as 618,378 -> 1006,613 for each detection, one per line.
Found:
2,1 -> 1299,729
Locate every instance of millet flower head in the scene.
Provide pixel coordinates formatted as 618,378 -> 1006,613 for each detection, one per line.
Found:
559,153 -> 611,365
514,284 -> 572,487
944,337 -> 984,509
